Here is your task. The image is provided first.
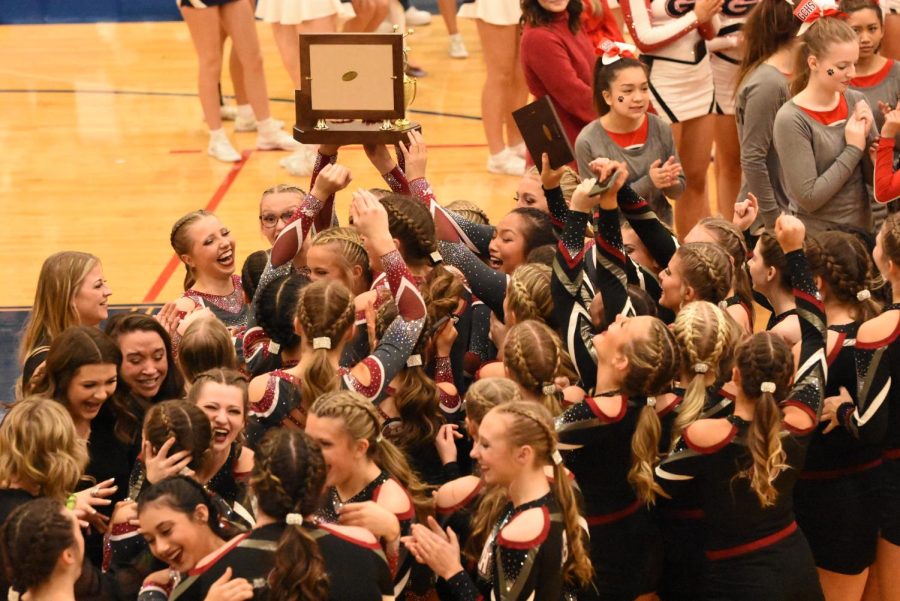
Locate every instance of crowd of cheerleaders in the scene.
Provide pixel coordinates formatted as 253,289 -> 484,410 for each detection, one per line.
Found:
4,1 -> 900,599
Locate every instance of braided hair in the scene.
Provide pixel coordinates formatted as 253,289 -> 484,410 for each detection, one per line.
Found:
469,402 -> 593,588
806,231 -> 881,321
675,242 -> 734,308
311,227 -> 372,294
253,429 -> 330,601
143,400 -> 213,475
733,333 -> 792,506
502,320 -> 567,415
380,194 -> 440,265
0,498 -> 77,594
293,279 -> 356,405
310,390 -> 433,520
623,317 -> 680,504
696,218 -> 755,328
507,263 -> 556,328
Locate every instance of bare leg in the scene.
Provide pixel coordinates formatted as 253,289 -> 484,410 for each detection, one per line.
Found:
229,39 -> 248,105
671,115 -> 714,238
344,0 -> 389,32
220,0 -> 272,120
818,568 -> 869,601
875,538 -> 900,601
506,35 -> 528,148
181,5 -> 226,130
437,0 -> 459,34
475,20 -> 521,155
270,22 -> 302,89
713,113 -> 741,219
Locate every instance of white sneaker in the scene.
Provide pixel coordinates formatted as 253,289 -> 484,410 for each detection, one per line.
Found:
279,146 -> 317,176
257,119 -> 301,151
487,149 -> 526,176
220,105 -> 238,121
208,134 -> 242,162
235,116 -> 284,133
405,6 -> 432,25
448,34 -> 469,59
507,143 -> 526,160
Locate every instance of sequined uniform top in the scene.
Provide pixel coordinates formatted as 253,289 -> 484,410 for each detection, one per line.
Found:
315,470 -> 430,600
848,303 -> 900,452
552,202 -> 630,385
153,522 -> 393,601
443,492 -> 572,601
654,249 -> 827,557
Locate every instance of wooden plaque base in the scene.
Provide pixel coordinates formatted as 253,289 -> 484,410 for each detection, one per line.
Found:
293,120 -> 422,145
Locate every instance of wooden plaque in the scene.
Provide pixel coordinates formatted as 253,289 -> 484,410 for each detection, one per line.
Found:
297,33 -> 405,124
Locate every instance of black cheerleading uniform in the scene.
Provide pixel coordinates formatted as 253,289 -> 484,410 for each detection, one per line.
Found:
556,393 -> 663,600
655,382 -> 734,601
849,303 -> 900,546
794,321 -> 887,575
107,443 -> 254,597
443,492 -> 575,601
615,182 -> 678,323
149,522 -> 394,601
655,249 -> 827,601
552,199 -> 633,386
316,470 -> 432,600
766,307 -> 797,330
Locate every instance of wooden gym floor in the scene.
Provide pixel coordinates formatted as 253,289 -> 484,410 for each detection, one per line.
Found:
0,16 -> 511,310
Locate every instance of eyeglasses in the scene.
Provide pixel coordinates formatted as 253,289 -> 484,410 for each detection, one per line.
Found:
259,210 -> 296,229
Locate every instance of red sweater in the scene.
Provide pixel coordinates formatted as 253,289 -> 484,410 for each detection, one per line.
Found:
875,137 -> 900,204
520,13 -> 598,147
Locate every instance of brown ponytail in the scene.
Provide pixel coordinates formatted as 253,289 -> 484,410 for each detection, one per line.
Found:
254,429 -> 329,601
492,402 -> 593,588
294,280 -> 355,406
734,333 -> 793,507
806,231 -> 882,321
625,317 -> 679,504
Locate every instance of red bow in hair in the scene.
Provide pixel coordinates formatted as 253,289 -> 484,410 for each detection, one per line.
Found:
599,39 -> 637,64
793,0 -> 847,34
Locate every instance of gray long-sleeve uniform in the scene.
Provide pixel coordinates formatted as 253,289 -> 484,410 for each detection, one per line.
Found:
773,89 -> 876,233
574,114 -> 684,225
736,63 -> 791,229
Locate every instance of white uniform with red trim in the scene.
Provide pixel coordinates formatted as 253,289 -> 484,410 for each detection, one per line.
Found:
457,0 -> 521,26
707,0 -> 760,114
622,0 -> 719,123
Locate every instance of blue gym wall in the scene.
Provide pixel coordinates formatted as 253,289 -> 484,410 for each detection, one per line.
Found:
0,0 -> 439,25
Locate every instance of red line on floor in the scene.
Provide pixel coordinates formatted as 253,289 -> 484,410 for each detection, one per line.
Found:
142,150 -> 252,303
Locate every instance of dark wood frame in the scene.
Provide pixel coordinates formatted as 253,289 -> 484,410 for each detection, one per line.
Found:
297,33 -> 404,123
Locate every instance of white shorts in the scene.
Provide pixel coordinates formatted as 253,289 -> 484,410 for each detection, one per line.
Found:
710,52 -> 740,115
256,0 -> 343,24
458,0 -> 521,26
646,54 -> 715,124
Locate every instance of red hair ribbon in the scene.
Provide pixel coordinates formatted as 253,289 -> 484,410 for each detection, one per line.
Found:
793,0 -> 847,34
599,39 -> 638,65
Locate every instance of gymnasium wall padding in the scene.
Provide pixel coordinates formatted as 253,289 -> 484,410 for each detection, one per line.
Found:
1,0 -> 185,24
